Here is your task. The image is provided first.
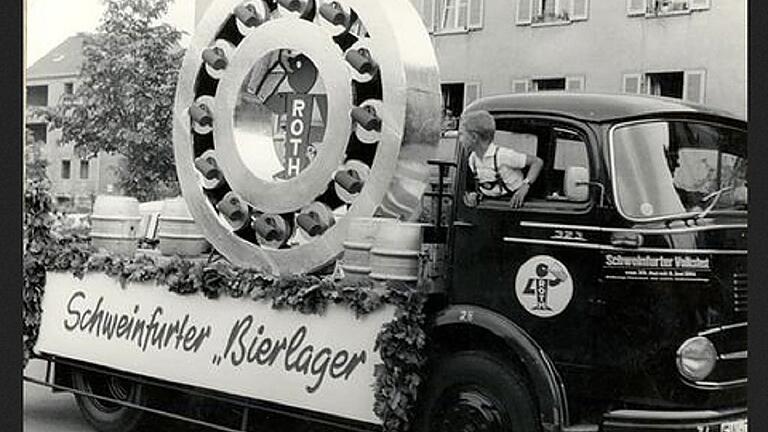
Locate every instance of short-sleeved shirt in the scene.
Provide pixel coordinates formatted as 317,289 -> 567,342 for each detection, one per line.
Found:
468,143 -> 527,197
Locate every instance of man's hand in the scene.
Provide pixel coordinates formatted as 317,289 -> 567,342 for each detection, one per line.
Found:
463,191 -> 480,207
509,183 -> 530,208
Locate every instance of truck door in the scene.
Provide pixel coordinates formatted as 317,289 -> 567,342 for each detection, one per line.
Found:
451,116 -> 602,386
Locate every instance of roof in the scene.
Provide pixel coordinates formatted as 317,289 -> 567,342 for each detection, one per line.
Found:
467,92 -> 745,125
26,34 -> 87,80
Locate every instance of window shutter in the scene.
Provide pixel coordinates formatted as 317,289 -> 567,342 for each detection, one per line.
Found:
683,70 -> 706,104
627,0 -> 646,16
421,0 -> 437,32
622,73 -> 643,94
566,76 -> 585,92
571,0 -> 589,20
690,0 -> 710,10
512,79 -> 530,93
533,0 -> 543,18
468,0 -> 484,29
516,0 -> 533,25
464,82 -> 482,107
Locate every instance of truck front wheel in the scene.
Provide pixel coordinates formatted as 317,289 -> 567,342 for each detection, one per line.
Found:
416,350 -> 539,432
71,368 -> 153,432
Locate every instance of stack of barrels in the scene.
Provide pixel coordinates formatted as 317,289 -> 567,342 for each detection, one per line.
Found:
341,217 -> 423,286
90,195 -> 208,257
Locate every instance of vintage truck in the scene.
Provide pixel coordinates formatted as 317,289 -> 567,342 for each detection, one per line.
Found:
26,0 -> 747,431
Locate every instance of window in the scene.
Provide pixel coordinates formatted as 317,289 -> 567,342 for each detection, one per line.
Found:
622,70 -> 706,104
517,0 -> 589,25
440,0 -> 468,30
27,123 -> 47,144
61,160 -> 71,179
627,0 -> 710,17
26,85 -> 49,107
80,159 -> 90,179
512,76 -> 585,93
425,0 -> 483,32
533,78 -> 566,91
442,84 -> 464,130
56,196 -> 72,208
646,72 -> 684,98
64,82 -> 74,95
441,82 -> 482,130
470,118 -> 590,205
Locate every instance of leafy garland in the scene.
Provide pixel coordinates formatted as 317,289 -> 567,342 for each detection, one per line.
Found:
23,193 -> 427,432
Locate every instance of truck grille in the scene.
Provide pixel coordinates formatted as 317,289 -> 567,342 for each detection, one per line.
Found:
694,322 -> 747,389
732,272 -> 747,314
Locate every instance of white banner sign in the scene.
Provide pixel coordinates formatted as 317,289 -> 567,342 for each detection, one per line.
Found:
36,272 -> 395,424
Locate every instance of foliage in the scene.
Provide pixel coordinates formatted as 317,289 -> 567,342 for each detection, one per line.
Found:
23,131 -> 53,367
24,129 -> 49,185
44,0 -> 184,201
22,237 -> 427,432
374,282 -> 429,432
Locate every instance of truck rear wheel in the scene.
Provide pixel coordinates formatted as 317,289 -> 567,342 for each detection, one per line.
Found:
72,368 -> 153,432
416,350 -> 539,432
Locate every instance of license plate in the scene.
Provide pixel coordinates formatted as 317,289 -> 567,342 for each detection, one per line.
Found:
719,418 -> 748,432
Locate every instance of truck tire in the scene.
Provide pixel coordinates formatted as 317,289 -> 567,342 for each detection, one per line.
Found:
415,350 -> 540,432
71,368 -> 153,432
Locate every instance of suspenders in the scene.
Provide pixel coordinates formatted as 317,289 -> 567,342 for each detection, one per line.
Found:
475,147 -> 515,196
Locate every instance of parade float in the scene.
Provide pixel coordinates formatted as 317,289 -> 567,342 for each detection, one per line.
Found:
26,0 -> 441,431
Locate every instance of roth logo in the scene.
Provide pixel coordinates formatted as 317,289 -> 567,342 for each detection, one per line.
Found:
515,256 -> 573,318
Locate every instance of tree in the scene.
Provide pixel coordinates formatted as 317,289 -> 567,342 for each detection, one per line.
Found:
47,0 -> 184,201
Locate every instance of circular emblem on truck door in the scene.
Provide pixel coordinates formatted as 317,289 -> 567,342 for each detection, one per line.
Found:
515,256 -> 573,318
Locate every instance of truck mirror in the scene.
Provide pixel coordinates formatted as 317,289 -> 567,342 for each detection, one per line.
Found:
564,166 -> 589,201
734,184 -> 748,207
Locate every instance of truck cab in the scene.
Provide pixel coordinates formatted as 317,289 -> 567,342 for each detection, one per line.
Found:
423,92 -> 747,432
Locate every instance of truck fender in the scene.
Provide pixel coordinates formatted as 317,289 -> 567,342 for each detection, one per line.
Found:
431,304 -> 568,432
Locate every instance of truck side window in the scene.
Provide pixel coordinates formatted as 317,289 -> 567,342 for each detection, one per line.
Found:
489,118 -> 590,205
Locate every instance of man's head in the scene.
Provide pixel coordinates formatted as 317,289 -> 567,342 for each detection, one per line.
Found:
459,110 -> 496,153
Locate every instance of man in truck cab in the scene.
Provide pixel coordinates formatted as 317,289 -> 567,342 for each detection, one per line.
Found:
459,110 -> 544,208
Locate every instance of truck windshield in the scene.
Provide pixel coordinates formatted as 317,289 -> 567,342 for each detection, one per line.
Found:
611,120 -> 747,221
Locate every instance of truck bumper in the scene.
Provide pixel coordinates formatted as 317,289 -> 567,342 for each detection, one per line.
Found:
601,408 -> 747,431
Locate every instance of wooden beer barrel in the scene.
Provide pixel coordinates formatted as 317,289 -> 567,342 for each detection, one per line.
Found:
369,221 -> 423,284
90,195 -> 141,256
341,217 -> 393,283
158,197 -> 209,257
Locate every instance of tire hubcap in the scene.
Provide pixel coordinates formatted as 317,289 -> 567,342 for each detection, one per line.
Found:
432,388 -> 509,432
83,372 -> 136,413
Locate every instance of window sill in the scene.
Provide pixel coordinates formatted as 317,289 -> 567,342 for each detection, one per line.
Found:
432,27 -> 477,36
643,10 -> 692,18
530,19 -> 572,28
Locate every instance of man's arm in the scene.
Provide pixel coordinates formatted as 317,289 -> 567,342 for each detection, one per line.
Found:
509,154 -> 544,208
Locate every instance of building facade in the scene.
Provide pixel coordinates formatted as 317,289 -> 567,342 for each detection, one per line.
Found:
413,0 -> 746,121
195,0 -> 745,121
26,34 -> 123,212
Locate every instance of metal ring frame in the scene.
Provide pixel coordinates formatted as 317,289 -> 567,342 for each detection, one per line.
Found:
174,0 -> 441,275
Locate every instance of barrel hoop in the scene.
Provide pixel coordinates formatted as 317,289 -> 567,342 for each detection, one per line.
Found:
159,216 -> 197,223
342,241 -> 373,251
158,234 -> 208,241
340,264 -> 371,273
370,248 -> 420,258
91,216 -> 142,222
369,273 -> 418,282
90,233 -> 137,240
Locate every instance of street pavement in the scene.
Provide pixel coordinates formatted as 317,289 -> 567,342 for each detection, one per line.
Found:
23,359 -> 338,432
23,359 -> 91,432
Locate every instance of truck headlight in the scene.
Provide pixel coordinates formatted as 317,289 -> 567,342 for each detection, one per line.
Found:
676,336 -> 717,381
